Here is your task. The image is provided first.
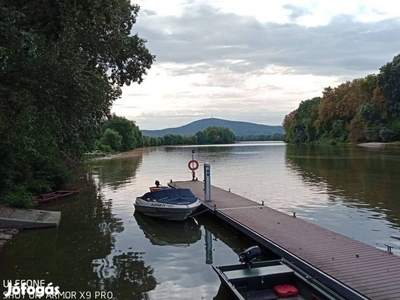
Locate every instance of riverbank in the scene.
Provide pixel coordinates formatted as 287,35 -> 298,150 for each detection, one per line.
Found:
94,146 -> 158,160
358,142 -> 386,148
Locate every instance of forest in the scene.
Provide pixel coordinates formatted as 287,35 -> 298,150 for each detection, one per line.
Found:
283,54 -> 400,144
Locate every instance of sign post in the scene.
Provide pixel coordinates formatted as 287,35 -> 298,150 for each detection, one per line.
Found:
204,163 -> 211,202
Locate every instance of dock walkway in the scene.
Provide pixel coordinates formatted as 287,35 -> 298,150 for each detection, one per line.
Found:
170,180 -> 400,300
0,206 -> 61,229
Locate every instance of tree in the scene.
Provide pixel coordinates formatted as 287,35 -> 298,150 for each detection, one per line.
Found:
378,54 -> 400,117
101,115 -> 142,151
0,0 -> 154,204
101,129 -> 123,151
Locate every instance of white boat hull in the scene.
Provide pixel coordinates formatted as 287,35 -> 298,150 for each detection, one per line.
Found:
134,197 -> 201,221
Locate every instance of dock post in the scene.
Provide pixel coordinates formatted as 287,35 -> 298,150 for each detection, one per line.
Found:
204,163 -> 211,201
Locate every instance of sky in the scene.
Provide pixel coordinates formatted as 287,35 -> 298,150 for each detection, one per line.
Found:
111,0 -> 400,130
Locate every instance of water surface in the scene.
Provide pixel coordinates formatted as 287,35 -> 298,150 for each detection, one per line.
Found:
1,142 -> 399,299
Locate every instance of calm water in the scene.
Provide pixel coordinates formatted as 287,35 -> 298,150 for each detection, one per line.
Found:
1,142 -> 400,299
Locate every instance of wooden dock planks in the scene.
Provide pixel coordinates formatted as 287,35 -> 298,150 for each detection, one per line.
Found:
170,180 -> 400,300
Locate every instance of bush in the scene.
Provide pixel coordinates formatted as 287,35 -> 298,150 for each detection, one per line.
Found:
364,126 -> 381,142
380,128 -> 399,142
3,187 -> 35,209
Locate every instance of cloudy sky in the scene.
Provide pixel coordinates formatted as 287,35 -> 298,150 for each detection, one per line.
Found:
111,0 -> 400,130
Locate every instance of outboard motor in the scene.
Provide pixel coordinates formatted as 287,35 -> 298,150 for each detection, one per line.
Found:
238,246 -> 261,267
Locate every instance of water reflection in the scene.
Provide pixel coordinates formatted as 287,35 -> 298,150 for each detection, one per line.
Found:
0,178 -> 123,292
285,144 -> 400,253
87,154 -> 142,189
134,213 -> 201,247
285,144 -> 400,228
91,252 -> 157,300
2,142 -> 400,299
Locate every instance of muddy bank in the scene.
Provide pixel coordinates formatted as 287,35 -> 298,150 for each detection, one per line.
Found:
357,142 -> 386,148
95,146 -> 159,160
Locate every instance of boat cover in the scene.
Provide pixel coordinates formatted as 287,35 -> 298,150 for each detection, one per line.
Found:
140,188 -> 198,204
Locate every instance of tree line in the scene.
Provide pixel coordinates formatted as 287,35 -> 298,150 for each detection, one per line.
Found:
283,54 -> 400,144
236,133 -> 285,141
93,114 -> 236,153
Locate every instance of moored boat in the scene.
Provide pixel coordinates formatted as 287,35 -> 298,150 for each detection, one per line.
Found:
149,180 -> 170,192
33,190 -> 79,204
134,188 -> 201,221
213,246 -> 344,300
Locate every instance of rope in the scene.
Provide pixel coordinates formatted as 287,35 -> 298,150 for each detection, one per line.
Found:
189,207 -> 214,218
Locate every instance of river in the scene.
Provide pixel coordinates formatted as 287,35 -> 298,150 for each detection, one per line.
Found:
0,142 -> 399,300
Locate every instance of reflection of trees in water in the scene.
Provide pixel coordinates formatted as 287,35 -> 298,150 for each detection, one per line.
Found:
0,162 -> 158,300
92,252 -> 157,300
285,144 -> 400,227
87,155 -> 142,189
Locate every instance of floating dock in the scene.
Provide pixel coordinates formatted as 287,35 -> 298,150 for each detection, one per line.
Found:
0,206 -> 61,229
170,180 -> 400,300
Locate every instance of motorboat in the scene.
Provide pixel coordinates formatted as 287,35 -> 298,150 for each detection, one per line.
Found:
134,188 -> 201,221
213,246 -> 344,300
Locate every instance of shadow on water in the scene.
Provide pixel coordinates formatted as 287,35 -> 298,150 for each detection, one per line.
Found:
134,212 -> 202,247
285,144 -> 400,229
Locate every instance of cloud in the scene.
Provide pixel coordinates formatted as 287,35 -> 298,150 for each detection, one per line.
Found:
136,3 -> 400,76
283,4 -> 312,21
113,1 -> 400,130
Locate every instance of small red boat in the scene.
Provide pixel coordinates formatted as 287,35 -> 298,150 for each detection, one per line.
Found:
33,190 -> 79,204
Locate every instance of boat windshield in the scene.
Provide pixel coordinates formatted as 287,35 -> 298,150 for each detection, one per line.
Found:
141,188 -> 198,204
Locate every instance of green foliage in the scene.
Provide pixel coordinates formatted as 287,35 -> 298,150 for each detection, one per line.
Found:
141,126 -> 236,146
378,54 -> 400,117
94,140 -> 113,153
101,129 -> 123,151
100,115 -> 142,151
3,187 -> 34,209
364,126 -> 382,142
359,103 -> 381,125
0,0 -> 154,201
379,127 -> 399,142
236,133 -> 285,141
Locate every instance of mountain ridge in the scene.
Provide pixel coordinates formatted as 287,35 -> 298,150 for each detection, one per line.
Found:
141,118 -> 285,137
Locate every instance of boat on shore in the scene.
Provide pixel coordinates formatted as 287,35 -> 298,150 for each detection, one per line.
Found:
213,246 -> 344,300
134,188 -> 201,221
33,190 -> 79,204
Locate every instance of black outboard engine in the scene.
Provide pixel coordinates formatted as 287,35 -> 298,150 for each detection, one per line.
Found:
238,246 -> 261,267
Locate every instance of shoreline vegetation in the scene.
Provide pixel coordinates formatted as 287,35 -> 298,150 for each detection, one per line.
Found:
283,54 -> 400,145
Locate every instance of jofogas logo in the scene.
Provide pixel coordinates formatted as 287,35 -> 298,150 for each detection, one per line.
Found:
3,280 -> 60,299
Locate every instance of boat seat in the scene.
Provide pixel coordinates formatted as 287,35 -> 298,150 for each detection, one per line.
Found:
224,264 -> 294,280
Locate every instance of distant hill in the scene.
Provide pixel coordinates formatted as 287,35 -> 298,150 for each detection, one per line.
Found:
141,118 -> 285,137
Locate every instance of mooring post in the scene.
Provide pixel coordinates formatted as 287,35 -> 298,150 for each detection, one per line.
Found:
204,163 -> 211,202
